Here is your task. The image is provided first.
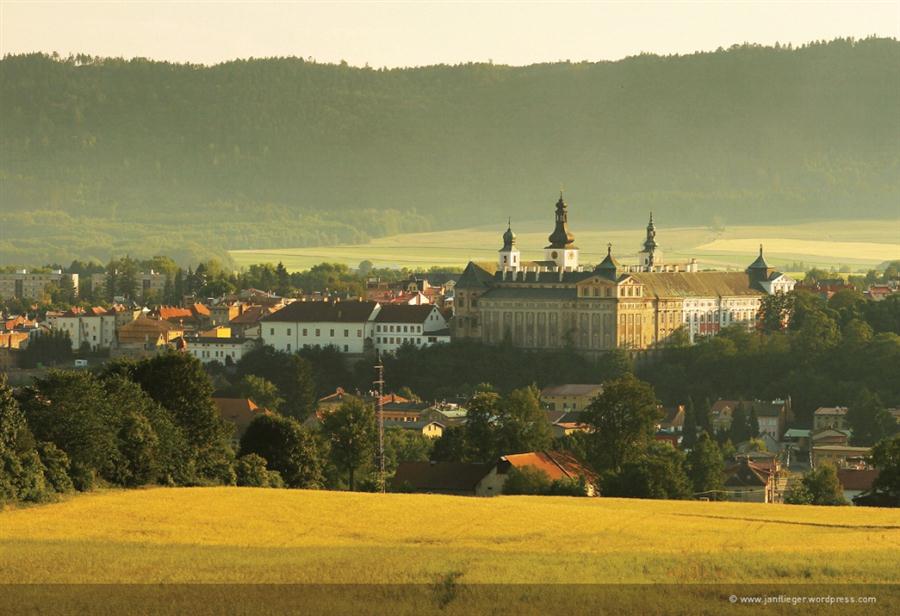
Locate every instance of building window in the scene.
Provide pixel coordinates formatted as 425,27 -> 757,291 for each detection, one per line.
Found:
287,343 -> 291,352
270,328 -> 274,336
343,345 -> 348,352
302,328 -> 308,336
316,329 -> 320,336
330,329 -> 335,337
344,329 -> 349,337
287,328 -> 291,336
357,329 -> 362,337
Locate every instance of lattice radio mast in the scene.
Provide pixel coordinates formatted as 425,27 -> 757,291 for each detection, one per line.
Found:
373,357 -> 386,493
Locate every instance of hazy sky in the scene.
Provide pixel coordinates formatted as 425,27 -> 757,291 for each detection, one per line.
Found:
2,1 -> 898,67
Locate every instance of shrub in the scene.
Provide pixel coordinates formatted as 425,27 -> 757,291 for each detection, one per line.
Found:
37,442 -> 74,493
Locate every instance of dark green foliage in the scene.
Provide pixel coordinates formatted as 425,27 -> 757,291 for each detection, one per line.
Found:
235,453 -> 283,488
2,40 -> 899,264
729,404 -> 751,445
18,330 -> 73,368
123,352 -> 235,482
236,375 -> 284,412
866,434 -> 900,506
686,433 -> 724,498
36,442 -> 73,493
321,398 -> 375,491
385,339 -> 618,402
641,290 -> 900,427
602,442 -> 692,500
681,398 -> 698,450
383,428 -> 433,476
239,414 -> 325,489
236,346 -> 317,419
786,462 -> 848,506
430,426 -> 467,463
502,466 -> 552,495
847,389 -> 898,446
583,374 -> 661,473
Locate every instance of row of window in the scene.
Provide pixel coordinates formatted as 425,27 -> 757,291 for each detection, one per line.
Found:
272,327 -> 363,338
376,324 -> 422,333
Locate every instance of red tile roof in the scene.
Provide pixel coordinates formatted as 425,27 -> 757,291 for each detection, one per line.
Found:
499,451 -> 598,484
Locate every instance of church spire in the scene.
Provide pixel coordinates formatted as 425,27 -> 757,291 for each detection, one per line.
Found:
546,192 -> 576,249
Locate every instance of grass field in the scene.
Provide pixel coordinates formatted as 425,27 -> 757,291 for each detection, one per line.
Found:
2,488 -> 898,613
229,219 -> 900,272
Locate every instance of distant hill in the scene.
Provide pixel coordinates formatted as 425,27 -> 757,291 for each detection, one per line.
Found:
1,38 -> 898,265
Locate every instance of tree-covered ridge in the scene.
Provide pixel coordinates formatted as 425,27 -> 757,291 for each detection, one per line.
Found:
1,38 -> 898,265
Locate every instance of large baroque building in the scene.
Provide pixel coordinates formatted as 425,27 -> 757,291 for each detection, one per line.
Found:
453,194 -> 795,353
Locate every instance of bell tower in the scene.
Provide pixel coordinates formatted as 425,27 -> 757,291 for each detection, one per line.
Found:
498,219 -> 520,271
544,192 -> 579,270
638,212 -> 662,270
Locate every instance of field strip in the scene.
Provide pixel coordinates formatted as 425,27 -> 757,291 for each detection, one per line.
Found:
671,512 -> 900,531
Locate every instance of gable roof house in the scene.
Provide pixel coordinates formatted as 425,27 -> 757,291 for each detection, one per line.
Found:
722,458 -> 777,503
392,461 -> 492,495
112,317 -> 183,359
373,304 -> 450,355
260,300 -> 380,354
477,451 -> 599,497
212,397 -> 273,445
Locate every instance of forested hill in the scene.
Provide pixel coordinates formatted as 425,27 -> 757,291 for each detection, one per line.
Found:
1,38 -> 898,265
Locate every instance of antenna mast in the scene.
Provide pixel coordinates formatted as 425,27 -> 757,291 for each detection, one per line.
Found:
373,357 -> 386,493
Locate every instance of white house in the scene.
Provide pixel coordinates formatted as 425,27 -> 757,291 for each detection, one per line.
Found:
49,307 -> 117,351
181,333 -> 258,365
260,300 -> 380,354
372,304 -> 450,355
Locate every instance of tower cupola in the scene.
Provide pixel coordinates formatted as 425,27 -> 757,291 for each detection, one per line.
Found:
544,191 -> 579,270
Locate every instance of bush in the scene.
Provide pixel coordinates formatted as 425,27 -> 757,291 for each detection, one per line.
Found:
502,466 -> 552,495
236,454 -> 272,487
37,442 -> 73,493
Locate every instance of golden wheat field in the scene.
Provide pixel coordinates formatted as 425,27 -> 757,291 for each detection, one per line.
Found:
1,488 -> 899,614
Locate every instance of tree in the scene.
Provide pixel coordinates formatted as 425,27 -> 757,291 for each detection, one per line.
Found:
866,434 -> 900,506
603,442 -> 692,500
237,375 -> 284,412
494,386 -> 553,457
681,398 -> 698,449
686,432 -> 724,498
239,414 -> 324,488
120,352 -> 235,483
847,389 -> 897,446
237,346 -> 317,419
321,398 -> 375,490
1,374 -> 52,503
235,453 -> 284,488
729,404 -> 750,445
786,462 -> 847,505
502,465 -> 552,495
462,391 -> 501,463
748,407 -> 760,439
383,428 -> 432,475
583,374 -> 661,472
18,330 -> 73,368
430,426 -> 467,463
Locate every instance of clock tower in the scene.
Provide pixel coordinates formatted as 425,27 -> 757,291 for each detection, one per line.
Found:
544,192 -> 579,270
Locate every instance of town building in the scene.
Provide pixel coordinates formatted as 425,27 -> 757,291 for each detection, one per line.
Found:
90,270 -> 166,301
0,269 -> 79,301
179,327 -> 258,365
709,399 -> 789,440
112,316 -> 184,359
48,307 -> 118,351
372,304 -> 450,355
261,300 -> 380,354
813,407 -> 849,432
540,384 -> 603,412
212,398 -> 273,446
453,195 -> 795,353
722,458 -> 777,503
476,451 -> 599,497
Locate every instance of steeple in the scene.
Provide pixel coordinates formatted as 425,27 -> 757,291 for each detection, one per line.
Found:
498,218 -> 520,271
638,211 -> 662,270
543,191 -> 579,270
595,243 -> 620,280
643,212 -> 657,251
746,244 -> 773,287
546,192 -> 576,249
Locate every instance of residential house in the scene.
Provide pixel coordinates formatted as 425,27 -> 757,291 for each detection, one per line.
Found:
48,306 -> 119,351
154,304 -> 211,333
837,469 -> 880,504
551,411 -> 591,438
476,451 -> 599,497
384,419 -> 445,438
373,304 -> 450,355
261,300 -> 380,354
392,461 -> 492,495
722,458 -> 776,503
811,428 -> 851,447
812,445 -> 872,469
228,305 -> 272,339
90,270 -> 165,301
813,407 -> 849,432
112,317 -> 184,359
179,327 -> 258,365
658,405 -> 685,433
710,399 -> 789,440
540,384 -> 604,412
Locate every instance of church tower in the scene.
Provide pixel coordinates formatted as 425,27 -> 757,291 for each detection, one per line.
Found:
498,219 -> 520,271
746,244 -> 774,287
638,212 -> 662,270
545,192 -> 579,270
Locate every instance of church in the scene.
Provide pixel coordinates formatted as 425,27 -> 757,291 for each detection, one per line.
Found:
453,193 -> 795,353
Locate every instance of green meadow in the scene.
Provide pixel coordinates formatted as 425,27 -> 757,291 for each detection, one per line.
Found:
229,219 -> 900,272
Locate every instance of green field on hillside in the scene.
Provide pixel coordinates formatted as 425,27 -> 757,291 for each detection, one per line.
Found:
230,218 -> 900,272
1,488 -> 898,613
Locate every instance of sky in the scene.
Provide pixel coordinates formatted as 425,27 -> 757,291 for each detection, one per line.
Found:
1,1 -> 898,68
